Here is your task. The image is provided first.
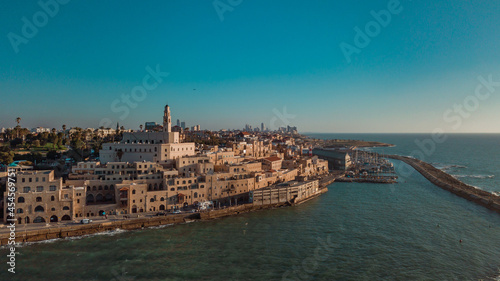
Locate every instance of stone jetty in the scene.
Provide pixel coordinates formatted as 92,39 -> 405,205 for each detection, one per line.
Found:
388,155 -> 500,214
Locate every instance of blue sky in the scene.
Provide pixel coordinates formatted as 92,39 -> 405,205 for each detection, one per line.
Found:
1,0 -> 500,133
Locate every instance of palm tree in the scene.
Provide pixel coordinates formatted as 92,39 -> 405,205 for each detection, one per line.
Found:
15,117 -> 21,138
62,124 -> 67,141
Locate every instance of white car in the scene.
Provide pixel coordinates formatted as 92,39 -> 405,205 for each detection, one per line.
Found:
173,210 -> 181,214
80,219 -> 93,224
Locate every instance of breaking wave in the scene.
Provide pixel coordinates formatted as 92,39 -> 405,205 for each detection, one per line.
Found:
452,174 -> 495,179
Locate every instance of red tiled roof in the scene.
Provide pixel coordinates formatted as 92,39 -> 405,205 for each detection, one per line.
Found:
264,156 -> 282,162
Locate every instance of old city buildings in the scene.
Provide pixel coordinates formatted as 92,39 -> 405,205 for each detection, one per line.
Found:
2,105 -> 328,224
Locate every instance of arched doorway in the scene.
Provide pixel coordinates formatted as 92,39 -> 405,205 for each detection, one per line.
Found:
33,216 -> 45,223
105,193 -> 113,202
25,217 -> 30,224
96,194 -> 104,203
183,202 -> 188,208
50,215 -> 58,222
61,215 -> 71,221
159,205 -> 165,210
98,210 -> 105,216
132,205 -> 137,213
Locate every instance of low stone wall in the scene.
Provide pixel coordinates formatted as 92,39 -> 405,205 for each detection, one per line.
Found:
0,187 -> 326,245
388,155 -> 500,214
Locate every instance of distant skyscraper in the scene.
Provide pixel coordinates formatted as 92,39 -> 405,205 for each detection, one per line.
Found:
261,122 -> 265,132
177,119 -> 180,127
181,122 -> 186,129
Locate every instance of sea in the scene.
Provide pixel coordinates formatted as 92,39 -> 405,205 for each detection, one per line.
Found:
1,133 -> 499,281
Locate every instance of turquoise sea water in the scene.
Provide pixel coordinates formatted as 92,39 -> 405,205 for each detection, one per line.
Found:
1,134 -> 499,280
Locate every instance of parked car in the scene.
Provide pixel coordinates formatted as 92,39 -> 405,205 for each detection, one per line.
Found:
80,219 -> 93,224
173,210 -> 181,214
155,212 -> 167,216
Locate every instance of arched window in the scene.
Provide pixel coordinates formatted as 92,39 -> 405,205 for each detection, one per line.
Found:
87,186 -> 90,191
150,198 -> 155,202
61,215 -> 71,221
92,186 -> 97,191
110,185 -> 115,190
16,208 -> 23,214
63,206 -> 70,210
34,206 -> 44,212
98,186 -> 103,190
96,194 -> 104,202
51,196 -> 55,201
33,216 -> 45,223
104,185 -> 108,190
86,194 -> 94,204
194,192 -> 198,198
18,197 -> 25,203
36,197 -> 42,202
51,207 -> 56,211
132,189 -> 136,194
160,197 -> 164,201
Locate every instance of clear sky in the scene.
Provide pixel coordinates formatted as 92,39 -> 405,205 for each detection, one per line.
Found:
1,0 -> 500,133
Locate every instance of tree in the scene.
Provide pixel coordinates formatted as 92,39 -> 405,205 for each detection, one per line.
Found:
117,149 -> 124,161
0,146 -> 14,165
15,117 -> 21,138
62,124 -> 67,141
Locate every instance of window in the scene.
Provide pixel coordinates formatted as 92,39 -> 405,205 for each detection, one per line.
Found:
23,187 -> 30,193
49,185 -> 56,191
36,186 -> 43,192
63,206 -> 70,210
34,205 -> 44,212
18,197 -> 25,203
36,197 -> 42,202
16,208 -> 23,214
36,177 -> 39,182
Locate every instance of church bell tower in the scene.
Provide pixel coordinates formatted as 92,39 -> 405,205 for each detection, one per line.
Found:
163,105 -> 172,132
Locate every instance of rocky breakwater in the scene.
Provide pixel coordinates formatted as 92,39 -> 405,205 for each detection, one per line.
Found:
388,155 -> 500,214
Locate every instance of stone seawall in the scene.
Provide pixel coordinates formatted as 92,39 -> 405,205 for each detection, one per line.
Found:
0,186 -> 328,245
388,155 -> 500,214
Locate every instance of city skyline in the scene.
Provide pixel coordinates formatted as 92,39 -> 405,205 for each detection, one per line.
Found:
2,1 -> 500,133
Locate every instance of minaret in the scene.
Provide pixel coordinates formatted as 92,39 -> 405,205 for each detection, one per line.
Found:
163,105 -> 172,132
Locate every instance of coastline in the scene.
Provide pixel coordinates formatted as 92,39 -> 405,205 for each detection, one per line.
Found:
0,176 -> 336,246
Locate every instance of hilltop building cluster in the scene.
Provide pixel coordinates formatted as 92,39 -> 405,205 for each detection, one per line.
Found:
1,105 -> 328,225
